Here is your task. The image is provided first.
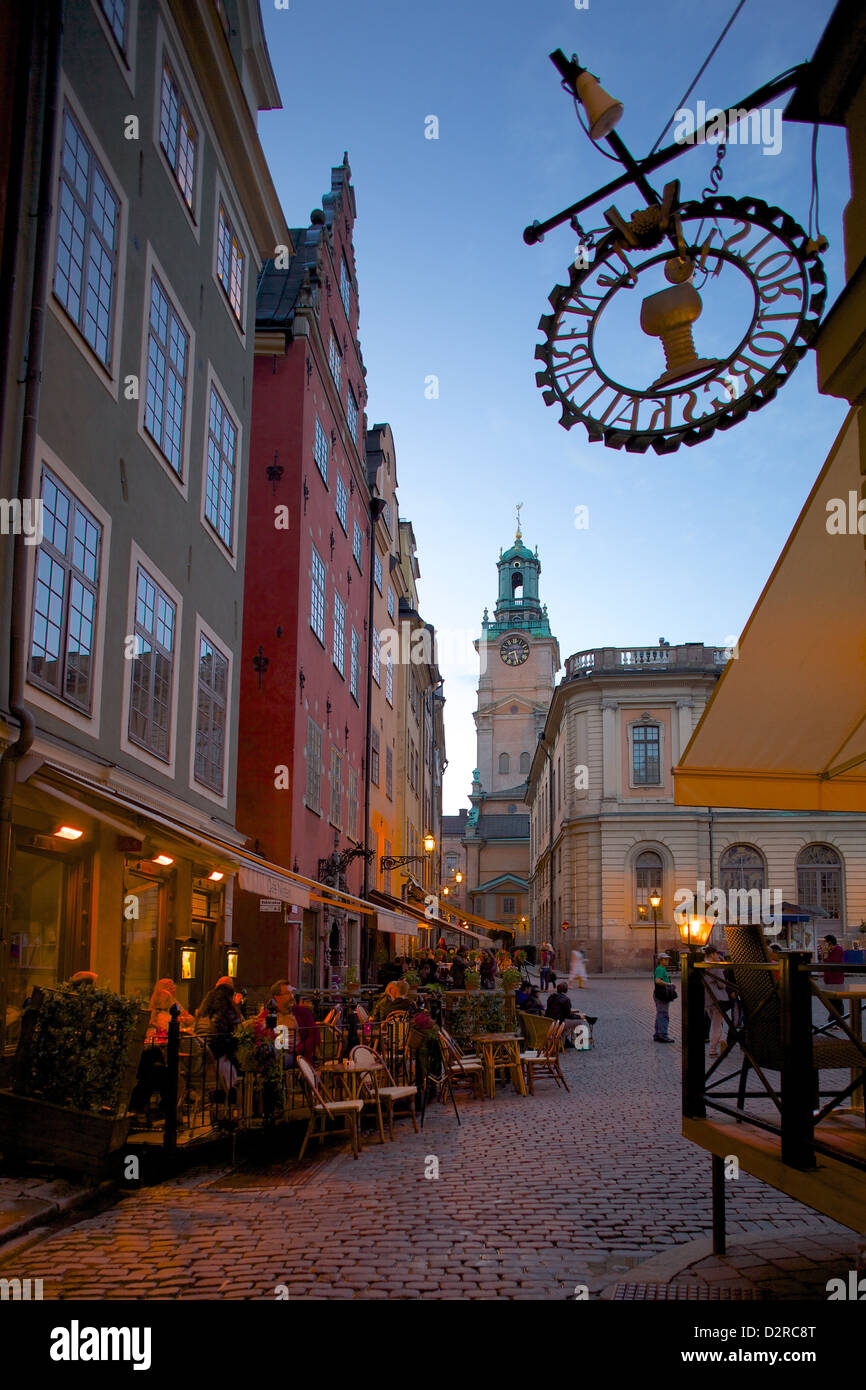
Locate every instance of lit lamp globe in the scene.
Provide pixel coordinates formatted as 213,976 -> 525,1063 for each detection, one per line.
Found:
678,915 -> 713,950
423,833 -> 435,854
455,870 -> 463,884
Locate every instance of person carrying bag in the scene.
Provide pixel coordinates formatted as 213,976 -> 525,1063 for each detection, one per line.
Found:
653,954 -> 677,1043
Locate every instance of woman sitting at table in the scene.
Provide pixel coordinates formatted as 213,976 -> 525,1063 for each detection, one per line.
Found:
129,980 -> 194,1115
370,979 -> 414,1022
195,980 -> 243,1084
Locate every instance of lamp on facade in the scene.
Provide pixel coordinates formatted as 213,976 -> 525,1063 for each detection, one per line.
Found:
455,870 -> 463,884
54,825 -> 83,840
224,942 -> 240,979
423,833 -> 435,854
178,937 -> 198,981
552,51 -> 623,141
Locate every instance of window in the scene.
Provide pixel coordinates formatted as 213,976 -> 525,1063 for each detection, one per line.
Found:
371,627 -> 380,685
310,547 -> 326,643
144,272 -> 188,475
340,254 -> 351,316
503,896 -> 516,915
797,844 -> 842,922
329,747 -> 342,827
305,719 -> 322,813
159,60 -> 197,209
446,852 -> 457,874
632,723 -> 661,785
128,566 -> 175,760
371,727 -> 380,786
29,468 -> 101,711
347,387 -> 358,444
216,201 -> 244,323
328,331 -> 342,390
635,850 -> 663,921
352,519 -> 363,569
194,634 -> 227,793
314,417 -> 329,484
374,551 -> 382,592
205,385 -> 237,549
347,767 -> 359,840
385,745 -> 393,799
387,585 -> 395,620
333,591 -> 345,675
519,751 -> 531,774
54,107 -> 120,368
335,474 -> 347,530
385,653 -> 393,705
349,627 -> 360,700
99,0 -> 127,50
498,753 -> 510,775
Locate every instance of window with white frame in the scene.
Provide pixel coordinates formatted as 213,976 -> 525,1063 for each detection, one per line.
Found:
329,746 -> 342,827
333,591 -> 345,675
340,254 -> 351,316
352,520 -> 363,569
54,107 -> 120,368
347,387 -> 358,444
632,723 -> 661,785
347,766 -> 358,840
305,718 -> 322,813
335,474 -> 347,530
144,271 -> 188,475
385,745 -> 393,799
128,565 -> 175,761
159,59 -> 197,210
205,385 -> 237,549
194,633 -> 228,793
635,850 -> 663,921
29,467 -> 101,712
372,626 -> 380,685
503,896 -> 516,916
100,0 -> 128,51
328,331 -> 342,391
216,201 -> 244,323
314,416 -> 329,483
387,585 -> 395,620
373,551 -> 382,592
349,627 -> 360,700
310,546 -> 326,643
385,652 -> 393,705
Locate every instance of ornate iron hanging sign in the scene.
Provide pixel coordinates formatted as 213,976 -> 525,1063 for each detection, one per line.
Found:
526,52 -> 828,454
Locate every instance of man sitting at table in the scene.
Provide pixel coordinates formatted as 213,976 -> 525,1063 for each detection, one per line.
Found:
545,983 -> 596,1047
255,981 -> 318,1065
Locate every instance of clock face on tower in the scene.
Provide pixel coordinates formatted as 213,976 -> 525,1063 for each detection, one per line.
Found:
500,636 -> 530,667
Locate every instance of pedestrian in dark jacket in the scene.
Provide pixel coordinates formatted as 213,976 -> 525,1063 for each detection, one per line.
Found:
545,983 -> 575,1022
480,951 -> 496,990
450,950 -> 467,990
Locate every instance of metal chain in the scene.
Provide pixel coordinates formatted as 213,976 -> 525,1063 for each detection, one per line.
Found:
701,139 -> 727,202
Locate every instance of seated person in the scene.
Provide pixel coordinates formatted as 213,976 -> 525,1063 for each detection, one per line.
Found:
254,980 -> 318,1065
545,982 -> 597,1047
370,979 -> 414,1022
130,980 -> 194,1115
521,986 -> 544,1016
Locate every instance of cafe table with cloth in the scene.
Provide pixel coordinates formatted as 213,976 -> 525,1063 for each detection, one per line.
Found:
471,1032 -> 527,1099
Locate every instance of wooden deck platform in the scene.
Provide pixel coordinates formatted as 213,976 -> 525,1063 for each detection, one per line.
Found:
683,1113 -> 866,1233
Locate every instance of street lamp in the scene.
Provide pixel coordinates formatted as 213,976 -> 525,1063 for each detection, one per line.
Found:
650,890 -> 661,968
678,915 -> 714,953
423,832 -> 435,854
455,870 -> 463,884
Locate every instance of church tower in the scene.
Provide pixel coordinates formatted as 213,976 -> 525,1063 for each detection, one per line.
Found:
474,514 -> 560,799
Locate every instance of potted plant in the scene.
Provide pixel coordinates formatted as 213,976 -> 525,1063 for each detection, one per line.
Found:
0,982 -> 148,1177
464,968 -> 481,992
404,969 -> 421,987
501,967 -> 522,991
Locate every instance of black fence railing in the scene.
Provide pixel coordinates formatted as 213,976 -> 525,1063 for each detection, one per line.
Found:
682,952 -> 866,1173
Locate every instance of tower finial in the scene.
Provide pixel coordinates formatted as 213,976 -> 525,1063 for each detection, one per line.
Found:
515,501 -> 523,542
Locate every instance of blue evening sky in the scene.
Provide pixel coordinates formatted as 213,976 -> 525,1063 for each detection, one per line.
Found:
258,0 -> 850,814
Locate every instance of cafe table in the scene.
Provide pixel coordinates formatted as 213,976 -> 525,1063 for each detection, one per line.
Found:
823,983 -> 866,1114
322,1060 -> 387,1143
471,1032 -> 527,1099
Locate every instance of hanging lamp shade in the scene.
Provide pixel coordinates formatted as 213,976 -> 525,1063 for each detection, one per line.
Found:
576,70 -> 624,140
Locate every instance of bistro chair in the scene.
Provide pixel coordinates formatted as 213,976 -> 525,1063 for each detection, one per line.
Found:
296,1057 -> 364,1160
520,1021 -> 570,1095
725,923 -> 866,1123
350,1045 -> 419,1139
517,1010 -> 554,1051
438,1028 -> 485,1100
379,1013 -> 412,1084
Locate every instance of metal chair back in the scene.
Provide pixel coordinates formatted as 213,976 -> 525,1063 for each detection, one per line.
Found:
724,923 -> 783,1068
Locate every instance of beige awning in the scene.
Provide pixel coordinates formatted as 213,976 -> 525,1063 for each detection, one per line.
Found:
674,408 -> 866,813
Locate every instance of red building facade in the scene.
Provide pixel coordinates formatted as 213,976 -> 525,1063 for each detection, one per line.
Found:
236,157 -> 373,990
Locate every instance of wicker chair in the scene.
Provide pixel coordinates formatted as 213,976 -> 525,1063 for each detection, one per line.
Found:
297,1057 -> 364,1159
350,1045 -> 419,1139
725,923 -> 866,1119
439,1028 -> 485,1099
520,1021 -> 570,1094
518,1010 -> 554,1051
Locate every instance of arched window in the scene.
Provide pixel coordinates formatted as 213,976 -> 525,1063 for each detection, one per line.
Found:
719,844 -> 766,923
519,751 -> 530,774
498,753 -> 510,775
635,850 -> 663,921
511,570 -> 523,598
797,844 -> 842,921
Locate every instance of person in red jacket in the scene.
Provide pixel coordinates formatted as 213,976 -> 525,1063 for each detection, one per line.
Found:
255,981 -> 319,1065
822,934 -> 845,987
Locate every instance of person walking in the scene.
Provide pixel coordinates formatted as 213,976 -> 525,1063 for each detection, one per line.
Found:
702,947 -> 730,1058
653,953 -> 676,1043
539,943 -> 554,993
568,947 -> 588,989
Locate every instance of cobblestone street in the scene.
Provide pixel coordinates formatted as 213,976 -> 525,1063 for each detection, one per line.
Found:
0,980 -> 853,1301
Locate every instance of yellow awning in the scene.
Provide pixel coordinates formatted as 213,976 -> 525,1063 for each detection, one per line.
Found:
674,408 -> 866,813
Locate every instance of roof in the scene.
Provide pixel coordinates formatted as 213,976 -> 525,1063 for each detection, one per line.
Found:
256,228 -> 322,327
442,812 -> 468,836
476,814 -> 530,838
501,538 -> 536,564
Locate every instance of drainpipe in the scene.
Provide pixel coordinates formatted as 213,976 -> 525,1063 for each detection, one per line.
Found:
0,0 -> 64,1052
361,498 -> 386,973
